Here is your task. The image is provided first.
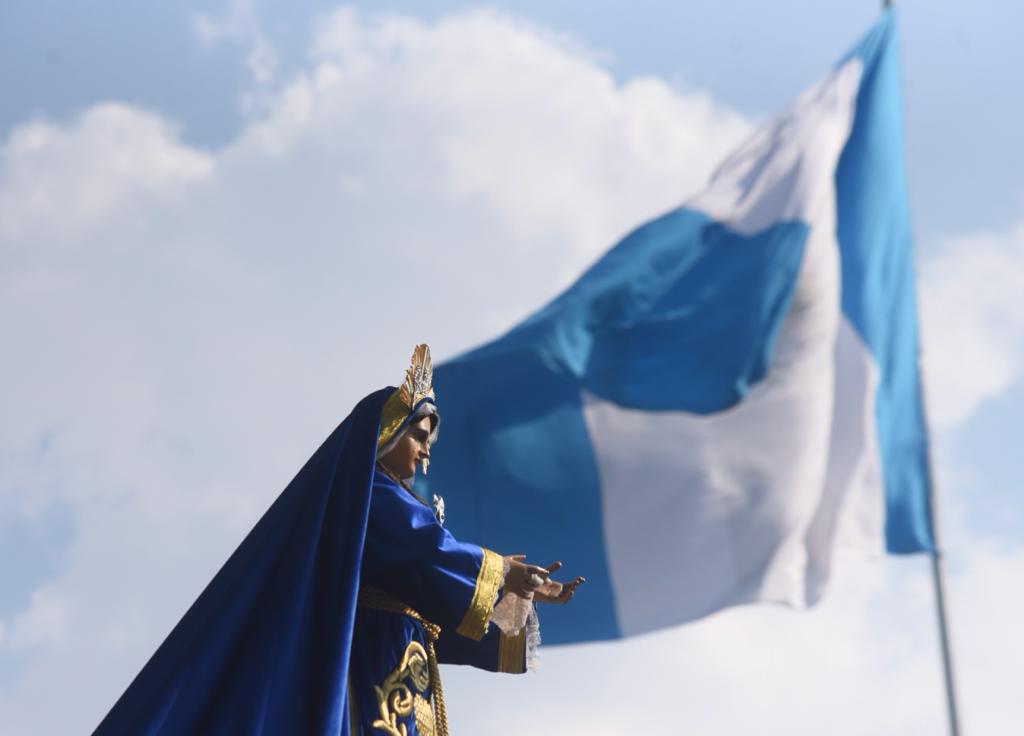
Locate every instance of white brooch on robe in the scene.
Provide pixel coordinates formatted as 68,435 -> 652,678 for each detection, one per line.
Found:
431,493 -> 446,526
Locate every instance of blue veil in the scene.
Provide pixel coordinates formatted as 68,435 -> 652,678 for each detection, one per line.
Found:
94,387 -> 393,735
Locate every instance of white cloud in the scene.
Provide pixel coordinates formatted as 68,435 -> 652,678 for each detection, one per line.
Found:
0,5 -> 1021,735
5,587 -> 70,651
0,104 -> 211,241
192,0 -> 278,85
919,222 -> 1024,429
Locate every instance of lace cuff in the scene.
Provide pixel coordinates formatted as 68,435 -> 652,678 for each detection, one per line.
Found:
491,588 -> 542,671
491,589 -> 532,635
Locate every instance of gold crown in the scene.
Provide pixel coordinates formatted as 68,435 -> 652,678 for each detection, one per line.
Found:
377,344 -> 435,453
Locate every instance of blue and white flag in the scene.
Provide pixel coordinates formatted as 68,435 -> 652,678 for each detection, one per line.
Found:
425,12 -> 932,644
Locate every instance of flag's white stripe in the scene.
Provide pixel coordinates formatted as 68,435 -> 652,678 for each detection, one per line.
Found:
688,59 -> 862,235
581,56 -> 882,635
804,317 -> 885,604
583,317 -> 885,634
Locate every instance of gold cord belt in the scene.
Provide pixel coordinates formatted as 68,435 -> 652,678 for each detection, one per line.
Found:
358,588 -> 449,736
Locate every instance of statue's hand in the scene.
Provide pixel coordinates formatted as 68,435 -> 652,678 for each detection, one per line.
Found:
532,561 -> 585,605
504,555 -> 550,599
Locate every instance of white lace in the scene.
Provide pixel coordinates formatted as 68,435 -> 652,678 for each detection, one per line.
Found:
489,558 -> 547,671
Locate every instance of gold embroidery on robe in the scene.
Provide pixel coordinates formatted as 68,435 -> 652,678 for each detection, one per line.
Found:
372,641 -> 435,736
412,694 -> 435,736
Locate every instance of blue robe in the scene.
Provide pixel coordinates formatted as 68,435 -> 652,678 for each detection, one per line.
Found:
93,388 -> 526,736
349,471 -> 526,735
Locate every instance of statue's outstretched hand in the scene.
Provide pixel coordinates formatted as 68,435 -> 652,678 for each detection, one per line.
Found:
504,554 -> 552,599
532,561 -> 585,605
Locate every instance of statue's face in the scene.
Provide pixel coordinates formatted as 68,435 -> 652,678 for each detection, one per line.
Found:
380,415 -> 432,480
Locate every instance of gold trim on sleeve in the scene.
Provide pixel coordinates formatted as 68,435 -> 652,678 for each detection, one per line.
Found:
348,673 -> 360,735
497,628 -> 527,674
455,548 -> 505,641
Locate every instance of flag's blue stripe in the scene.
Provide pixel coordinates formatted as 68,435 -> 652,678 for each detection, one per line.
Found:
426,353 -> 621,643
466,209 -> 809,413
836,11 -> 935,553
426,212 -> 810,643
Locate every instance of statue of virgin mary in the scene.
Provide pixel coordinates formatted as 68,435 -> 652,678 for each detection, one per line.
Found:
93,344 -> 583,736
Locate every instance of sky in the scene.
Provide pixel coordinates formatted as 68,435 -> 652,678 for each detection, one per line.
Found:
1,1 -> 1022,733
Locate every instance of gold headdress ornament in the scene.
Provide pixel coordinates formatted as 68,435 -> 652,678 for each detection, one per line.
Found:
377,344 -> 437,463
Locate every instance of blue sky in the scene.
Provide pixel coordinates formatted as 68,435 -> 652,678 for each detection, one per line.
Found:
5,0 -> 1021,245
1,1 -> 1022,733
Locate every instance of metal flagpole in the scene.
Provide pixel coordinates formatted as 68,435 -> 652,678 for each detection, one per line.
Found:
918,343 -> 963,736
928,537 -> 963,736
922,387 -> 962,735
